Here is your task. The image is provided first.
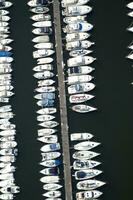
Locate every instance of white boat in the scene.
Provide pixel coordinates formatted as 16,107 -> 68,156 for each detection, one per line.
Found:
69,49 -> 92,57
0,15 -> 10,22
72,104 -> 97,113
0,130 -> 16,136
33,49 -> 54,58
0,194 -> 13,200
73,160 -> 101,170
37,79 -> 55,86
69,94 -> 94,103
67,56 -> 96,67
0,179 -> 14,187
33,21 -> 52,27
73,151 -> 100,160
63,22 -> 93,33
41,143 -> 60,152
31,14 -> 51,21
127,42 -> 133,50
39,121 -> 59,128
0,66 -> 12,74
64,15 -> 87,24
67,75 -> 93,84
127,23 -> 133,32
35,86 -> 55,93
30,7 -> 49,14
0,80 -> 11,86
0,63 -> 11,69
127,11 -> 133,17
66,32 -> 90,42
0,34 -> 9,39
41,152 -> 61,161
0,73 -> 11,80
74,141 -> 100,150
0,85 -> 13,91
62,6 -> 92,16
0,141 -> 17,149
37,108 -> 57,114
0,123 -> 15,130
76,190 -> 103,199
40,167 -> 59,175
43,191 -> 61,198
0,91 -> 14,98
0,112 -> 14,119
40,176 -> 59,183
68,83 -> 95,94
32,27 -> 52,35
0,22 -> 8,27
61,0 -> 90,7
37,135 -> 58,143
126,51 -> 133,60
0,57 -> 13,63
0,97 -> 9,103
33,64 -> 53,71
0,186 -> 20,194
0,39 -> 13,45
33,71 -> 54,79
32,35 -> 50,43
0,10 -> 9,15
0,105 -> 11,113
40,160 -> 61,167
0,27 -> 9,33
34,42 -> 53,49
38,129 -> 57,136
70,132 -> 93,141
66,40 -> 94,51
0,173 -> 14,180
0,148 -> 17,156
68,66 -> 95,75
77,180 -> 106,190
37,57 -> 53,64
0,165 -> 15,174
37,114 -> 55,121
75,169 -> 102,180
34,91 -> 55,99
43,183 -> 62,191
127,2 -> 133,9
0,136 -> 15,142
0,2 -> 12,9
45,198 -> 61,200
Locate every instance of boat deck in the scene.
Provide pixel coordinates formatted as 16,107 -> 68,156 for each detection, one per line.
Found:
53,1 -> 73,200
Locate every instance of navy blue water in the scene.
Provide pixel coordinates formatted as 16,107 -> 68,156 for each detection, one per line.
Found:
9,0 -> 133,200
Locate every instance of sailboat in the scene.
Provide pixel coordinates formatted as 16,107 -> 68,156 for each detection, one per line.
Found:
74,141 -> 100,150
76,190 -> 103,199
72,104 -> 97,113
75,169 -> 102,180
77,180 -> 106,190
73,151 -> 100,160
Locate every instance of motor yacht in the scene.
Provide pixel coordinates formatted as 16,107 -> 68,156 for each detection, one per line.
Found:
32,27 -> 52,35
37,108 -> 57,114
40,167 -> 59,176
127,2 -> 133,9
63,15 -> 87,24
32,35 -> 50,43
73,160 -> 101,170
63,22 -> 93,33
33,71 -> 54,79
31,14 -> 51,22
76,190 -> 103,199
68,66 -> 95,75
69,94 -> 94,103
33,49 -> 54,58
68,83 -> 95,94
67,56 -> 96,66
74,141 -> 100,150
37,79 -> 55,86
33,64 -> 53,71
37,57 -> 53,64
43,191 -> 61,198
41,152 -> 61,161
37,114 -> 55,122
33,21 -> 52,28
62,5 -> 92,16
66,32 -> 90,42
72,104 -> 97,113
70,132 -> 93,141
39,121 -> 59,128
35,86 -> 55,93
30,6 -> 49,14
40,176 -> 60,183
67,74 -> 93,84
61,0 -> 90,7
40,159 -> 61,167
66,40 -> 94,51
34,42 -> 53,49
38,128 -> 57,136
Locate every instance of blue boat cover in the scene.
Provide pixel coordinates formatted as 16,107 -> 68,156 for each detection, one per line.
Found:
69,67 -> 80,74
41,92 -> 55,99
36,0 -> 48,5
0,51 -> 12,57
40,99 -> 54,107
76,171 -> 86,178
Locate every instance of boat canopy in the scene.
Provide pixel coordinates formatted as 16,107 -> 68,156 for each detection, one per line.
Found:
41,99 -> 54,106
69,67 -> 81,74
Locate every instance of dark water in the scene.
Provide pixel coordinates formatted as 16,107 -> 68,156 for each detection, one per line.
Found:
9,0 -> 133,200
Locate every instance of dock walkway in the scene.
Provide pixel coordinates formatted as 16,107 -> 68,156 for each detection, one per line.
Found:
53,1 -> 73,200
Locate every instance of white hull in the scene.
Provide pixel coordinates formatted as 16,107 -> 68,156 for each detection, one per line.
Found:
77,180 -> 106,190
37,57 -> 53,64
33,71 -> 54,79
43,183 -> 62,191
76,190 -> 103,199
66,32 -> 90,42
128,11 -> 133,17
75,169 -> 102,180
0,57 -> 13,63
0,130 -> 16,136
41,152 -> 61,161
37,128 -> 57,136
33,49 -> 54,58
0,10 -> 9,15
39,121 -> 59,128
69,94 -> 94,103
72,104 -> 97,113
35,86 -> 55,93
34,42 -> 53,49
70,132 -> 93,141
37,135 -> 58,143
33,64 -> 53,71
67,56 -> 96,67
33,21 -> 52,27
64,15 -> 87,24
31,14 -> 51,22
40,176 -> 59,183
32,35 -> 50,43
69,49 -> 92,57
67,75 -> 93,84
73,151 -> 100,160
68,66 -> 95,75
30,7 -> 49,14
32,27 -> 52,35
68,83 -> 95,94
37,79 -> 55,86
127,2 -> 133,9
41,143 -> 60,152
66,40 -> 94,51
0,2 -> 12,9
74,141 -> 100,151
62,6 -> 92,16
37,108 -> 57,114
73,160 -> 101,170
43,191 -> 61,198
63,22 -> 93,33
37,114 -> 55,121
61,0 -> 90,7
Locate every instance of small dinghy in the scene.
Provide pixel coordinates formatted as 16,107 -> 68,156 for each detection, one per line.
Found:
67,75 -> 93,84
40,176 -> 59,183
67,56 -> 96,67
69,94 -> 94,103
37,114 -> 55,121
64,15 -> 86,24
43,183 -> 62,191
32,35 -> 50,43
38,128 -> 57,136
33,49 -> 54,58
0,186 -> 19,194
0,194 -> 13,200
37,57 -> 53,64
70,132 -> 93,141
76,190 -> 103,199
75,169 -> 102,180
73,160 -> 101,170
0,57 -> 13,63
35,86 -> 55,93
41,143 -> 60,152
61,0 -> 90,7
0,1 -> 12,9
127,2 -> 133,9
69,49 -> 92,57
31,14 -> 51,21
40,167 -> 59,176
66,32 -> 90,42
0,130 -> 16,136
62,5 -> 92,16
41,152 -> 61,161
0,10 -> 9,15
77,180 -> 106,190
33,21 -> 52,28
73,151 -> 100,160
72,104 -> 97,113
34,92 -> 55,100
32,27 -> 52,35
66,40 -> 94,51
74,141 -> 100,150
33,71 -> 54,79
37,108 -> 57,114
127,11 -> 133,17
40,159 -> 61,167
37,135 -> 58,143
37,79 -> 55,86
43,191 -> 61,198
34,42 -> 53,49
63,22 -> 93,33
33,64 -> 53,71
68,66 -> 95,75
39,121 -> 59,128
68,83 -> 95,94
30,6 -> 49,14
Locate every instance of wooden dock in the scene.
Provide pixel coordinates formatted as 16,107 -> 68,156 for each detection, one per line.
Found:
53,1 -> 73,200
